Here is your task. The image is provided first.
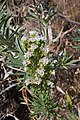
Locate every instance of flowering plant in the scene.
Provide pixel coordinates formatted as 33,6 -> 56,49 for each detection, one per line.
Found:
21,31 -> 53,86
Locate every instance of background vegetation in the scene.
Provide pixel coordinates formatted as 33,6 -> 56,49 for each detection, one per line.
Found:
0,0 -> 80,120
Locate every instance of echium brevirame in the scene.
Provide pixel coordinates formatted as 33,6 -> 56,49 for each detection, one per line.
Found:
21,31 -> 54,86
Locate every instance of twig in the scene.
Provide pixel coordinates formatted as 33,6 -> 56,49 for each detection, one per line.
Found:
66,64 -> 80,69
48,20 -> 53,44
0,83 -> 18,95
52,27 -> 64,42
58,13 -> 80,26
7,65 -> 24,72
61,25 -> 76,37
33,0 -> 36,5
56,25 -> 76,53
48,25 -> 76,53
59,64 -> 80,69
6,114 -> 19,120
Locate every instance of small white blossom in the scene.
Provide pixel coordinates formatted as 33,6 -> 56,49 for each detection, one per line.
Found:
29,31 -> 36,35
22,60 -> 26,65
26,60 -> 31,65
29,31 -> 45,42
51,70 -> 55,75
34,73 -> 38,77
36,78 -> 42,85
59,51 -> 64,56
29,37 -> 36,42
34,74 -> 42,85
42,46 -> 49,53
37,68 -> 44,76
24,66 -> 27,72
24,51 -> 32,58
29,31 -> 37,38
35,35 -> 44,41
25,78 -> 31,86
47,81 -> 54,88
39,57 -> 49,64
31,44 -> 38,50
21,35 -> 27,42
53,60 -> 57,63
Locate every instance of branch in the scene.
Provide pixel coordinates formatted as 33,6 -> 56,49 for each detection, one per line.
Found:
52,27 -> 64,42
58,13 -> 80,26
0,83 -> 18,95
56,25 -> 76,53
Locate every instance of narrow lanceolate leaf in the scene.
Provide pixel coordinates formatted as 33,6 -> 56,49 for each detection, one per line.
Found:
56,86 -> 65,95
8,54 -> 23,67
3,16 -> 13,35
72,45 -> 80,49
78,107 -> 80,118
0,0 -> 7,11
15,38 -> 24,54
0,9 -> 6,19
48,20 -> 53,44
68,112 -> 77,120
5,27 -> 9,39
66,93 -> 72,110
8,27 -> 20,41
64,54 -> 73,63
72,37 -> 80,42
65,59 -> 79,65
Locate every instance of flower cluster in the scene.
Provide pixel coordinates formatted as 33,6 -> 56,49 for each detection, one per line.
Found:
21,31 -> 51,85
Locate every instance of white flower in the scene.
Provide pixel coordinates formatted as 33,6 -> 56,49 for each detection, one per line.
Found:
36,78 -> 42,85
24,66 -> 27,72
29,31 -> 45,42
26,60 -> 31,65
34,74 -> 42,85
29,31 -> 36,35
59,51 -> 64,56
47,81 -> 54,88
24,51 -> 32,58
51,70 -> 55,75
25,78 -> 31,86
29,38 -> 36,42
21,35 -> 27,42
35,35 -> 44,41
22,60 -> 26,65
37,68 -> 44,76
53,60 -> 57,63
42,46 -> 49,53
29,31 -> 37,38
34,73 -> 38,77
39,57 -> 49,64
31,44 -> 38,50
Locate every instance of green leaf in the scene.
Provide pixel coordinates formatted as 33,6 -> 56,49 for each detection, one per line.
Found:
72,45 -> 80,49
3,16 -> 12,35
0,35 -> 7,44
65,59 -> 79,66
66,93 -> 72,110
15,38 -> 24,54
0,47 -> 7,53
0,16 -> 9,29
8,54 -> 23,67
0,9 -> 6,19
5,27 -> 10,39
78,107 -> 80,118
64,54 -> 73,63
72,38 -> 80,42
8,27 -> 20,41
0,0 -> 7,11
68,112 -> 77,120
